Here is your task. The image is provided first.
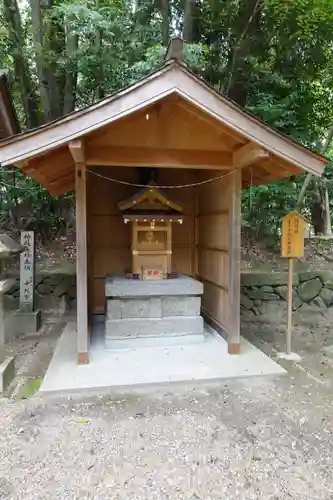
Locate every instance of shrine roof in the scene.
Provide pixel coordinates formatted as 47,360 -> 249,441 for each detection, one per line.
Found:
0,40 -> 328,195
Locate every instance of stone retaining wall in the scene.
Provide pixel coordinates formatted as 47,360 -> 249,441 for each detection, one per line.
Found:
241,271 -> 333,321
3,269 -> 332,320
4,271 -> 76,312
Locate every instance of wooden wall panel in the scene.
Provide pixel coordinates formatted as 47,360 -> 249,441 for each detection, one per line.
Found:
198,249 -> 228,290
89,215 -> 130,248
87,167 -> 196,313
197,175 -> 230,329
201,281 -> 228,327
198,177 -> 229,214
172,219 -> 192,246
92,248 -> 132,277
172,247 -> 193,274
87,167 -> 136,215
198,214 -> 228,250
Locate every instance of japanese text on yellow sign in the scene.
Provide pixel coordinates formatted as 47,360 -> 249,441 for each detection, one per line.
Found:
281,212 -> 305,258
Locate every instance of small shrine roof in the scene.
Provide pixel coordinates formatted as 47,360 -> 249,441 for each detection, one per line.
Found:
118,183 -> 183,214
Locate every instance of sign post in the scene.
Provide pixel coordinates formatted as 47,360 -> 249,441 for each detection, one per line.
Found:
11,231 -> 41,335
281,212 -> 305,357
286,256 -> 293,354
19,231 -> 35,312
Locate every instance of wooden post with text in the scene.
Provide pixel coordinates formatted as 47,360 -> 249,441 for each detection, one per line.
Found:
281,212 -> 305,355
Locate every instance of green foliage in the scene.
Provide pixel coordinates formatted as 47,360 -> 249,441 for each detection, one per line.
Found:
0,0 -> 333,241
242,178 -> 300,238
0,169 -> 73,241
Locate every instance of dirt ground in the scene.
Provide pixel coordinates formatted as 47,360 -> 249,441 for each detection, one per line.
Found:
0,313 -> 333,499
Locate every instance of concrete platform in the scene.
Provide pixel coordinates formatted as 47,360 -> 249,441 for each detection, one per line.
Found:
40,322 -> 285,393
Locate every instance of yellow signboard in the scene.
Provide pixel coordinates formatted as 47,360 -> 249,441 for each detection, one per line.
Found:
281,212 -> 305,258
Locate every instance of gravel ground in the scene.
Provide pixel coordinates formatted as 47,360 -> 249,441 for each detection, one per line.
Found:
0,370 -> 333,500
1,313 -> 333,499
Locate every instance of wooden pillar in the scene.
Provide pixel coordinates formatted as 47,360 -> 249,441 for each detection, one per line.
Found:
70,141 -> 89,364
228,168 -> 241,354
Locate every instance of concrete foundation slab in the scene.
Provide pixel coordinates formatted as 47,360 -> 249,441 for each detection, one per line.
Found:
40,322 -> 286,393
322,344 -> 333,359
276,352 -> 301,361
10,309 -> 41,336
105,333 -> 205,349
0,356 -> 15,392
106,315 -> 203,340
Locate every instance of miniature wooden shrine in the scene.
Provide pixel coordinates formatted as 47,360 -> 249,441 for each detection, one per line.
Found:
118,183 -> 184,280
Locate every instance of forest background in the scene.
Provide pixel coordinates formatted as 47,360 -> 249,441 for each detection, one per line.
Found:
1,0 -> 333,247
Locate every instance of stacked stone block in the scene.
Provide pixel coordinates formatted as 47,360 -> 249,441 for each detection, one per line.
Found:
105,275 -> 204,347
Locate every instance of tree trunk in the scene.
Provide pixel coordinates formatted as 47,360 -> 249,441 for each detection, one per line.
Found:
298,125 -> 333,236
310,180 -> 332,236
62,30 -> 79,114
30,0 -> 52,122
324,186 -> 332,235
161,0 -> 169,46
45,11 -> 65,120
311,182 -> 325,235
183,0 -> 196,42
134,0 -> 155,27
95,0 -> 105,101
31,0 -> 67,122
3,0 -> 40,129
225,0 -> 262,107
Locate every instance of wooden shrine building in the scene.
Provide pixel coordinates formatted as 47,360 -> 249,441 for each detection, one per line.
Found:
0,39 -> 327,363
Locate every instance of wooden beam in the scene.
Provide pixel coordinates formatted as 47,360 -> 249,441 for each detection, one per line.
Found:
74,156 -> 89,364
23,147 -> 72,175
233,143 -> 270,169
48,170 -> 75,187
69,140 -> 85,164
228,168 -> 241,354
47,170 -> 75,195
15,159 -> 29,170
86,145 -> 233,170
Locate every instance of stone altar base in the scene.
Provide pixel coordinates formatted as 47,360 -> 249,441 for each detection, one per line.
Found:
105,275 -> 204,348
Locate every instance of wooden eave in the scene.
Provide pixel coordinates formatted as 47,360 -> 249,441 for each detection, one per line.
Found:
0,61 -> 327,196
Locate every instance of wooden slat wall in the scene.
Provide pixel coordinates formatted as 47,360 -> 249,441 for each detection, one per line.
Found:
197,175 -> 230,329
87,167 -> 196,313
